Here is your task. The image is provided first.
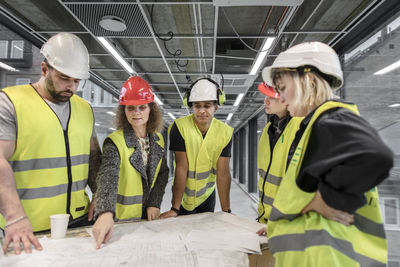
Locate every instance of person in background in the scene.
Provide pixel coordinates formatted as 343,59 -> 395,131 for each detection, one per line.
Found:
0,32 -> 101,254
160,78 -> 233,218
261,41 -> 393,266
92,76 -> 169,249
256,82 -> 302,229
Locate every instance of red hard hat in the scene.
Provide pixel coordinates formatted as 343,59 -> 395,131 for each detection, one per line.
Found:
258,82 -> 280,99
119,76 -> 155,105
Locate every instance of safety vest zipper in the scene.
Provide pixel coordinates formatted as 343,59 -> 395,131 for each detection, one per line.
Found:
63,130 -> 72,216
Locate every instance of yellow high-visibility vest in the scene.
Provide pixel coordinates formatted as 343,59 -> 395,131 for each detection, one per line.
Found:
108,129 -> 164,220
257,117 -> 302,224
174,114 -> 233,211
1,84 -> 93,231
268,101 -> 387,267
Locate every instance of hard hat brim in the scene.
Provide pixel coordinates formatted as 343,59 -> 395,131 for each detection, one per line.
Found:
119,98 -> 154,106
262,67 -> 275,89
53,65 -> 90,80
258,82 -> 279,99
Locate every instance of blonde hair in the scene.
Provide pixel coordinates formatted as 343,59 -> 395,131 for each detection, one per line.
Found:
273,70 -> 337,113
115,102 -> 163,134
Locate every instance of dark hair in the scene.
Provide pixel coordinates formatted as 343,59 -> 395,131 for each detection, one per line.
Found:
115,102 -> 163,134
43,58 -> 54,70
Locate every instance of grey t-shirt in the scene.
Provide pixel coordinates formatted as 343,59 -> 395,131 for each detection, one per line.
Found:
0,91 -> 95,141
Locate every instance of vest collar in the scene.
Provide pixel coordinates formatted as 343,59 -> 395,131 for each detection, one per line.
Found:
300,99 -> 353,127
123,126 -> 164,189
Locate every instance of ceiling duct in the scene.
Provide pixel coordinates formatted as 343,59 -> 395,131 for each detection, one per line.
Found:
211,74 -> 255,94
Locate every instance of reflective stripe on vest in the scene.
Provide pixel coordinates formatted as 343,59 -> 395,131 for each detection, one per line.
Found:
10,154 -> 89,172
267,101 -> 387,266
257,117 -> 302,224
174,115 -> 233,211
1,84 -> 93,231
108,129 -> 164,220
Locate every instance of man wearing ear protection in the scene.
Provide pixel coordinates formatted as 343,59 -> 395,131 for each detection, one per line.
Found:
160,78 -> 233,218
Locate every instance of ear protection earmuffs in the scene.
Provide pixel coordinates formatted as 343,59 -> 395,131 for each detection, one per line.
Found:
183,78 -> 226,108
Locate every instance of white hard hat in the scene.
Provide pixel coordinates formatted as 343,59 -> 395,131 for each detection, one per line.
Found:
262,42 -> 343,90
189,79 -> 218,102
40,32 -> 90,80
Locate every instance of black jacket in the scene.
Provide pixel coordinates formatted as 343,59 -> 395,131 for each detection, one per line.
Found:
288,102 -> 394,213
94,127 -> 169,219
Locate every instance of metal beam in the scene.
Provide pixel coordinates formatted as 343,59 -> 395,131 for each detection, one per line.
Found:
0,4 -> 119,98
227,6 -> 298,129
89,54 -> 213,60
215,55 -> 255,60
288,0 -> 325,48
33,32 -> 347,38
92,69 -> 254,75
212,6 -> 219,74
198,3 -> 207,74
329,0 -> 384,47
136,0 -> 189,114
63,1 -> 212,5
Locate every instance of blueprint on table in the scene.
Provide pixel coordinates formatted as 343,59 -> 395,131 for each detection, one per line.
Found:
0,212 -> 266,267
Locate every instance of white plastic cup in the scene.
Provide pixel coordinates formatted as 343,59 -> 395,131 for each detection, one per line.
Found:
50,214 -> 70,239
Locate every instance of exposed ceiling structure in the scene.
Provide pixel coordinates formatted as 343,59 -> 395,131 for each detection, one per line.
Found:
0,0 -> 399,131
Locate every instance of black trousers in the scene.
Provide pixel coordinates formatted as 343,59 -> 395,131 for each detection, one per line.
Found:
178,190 -> 216,215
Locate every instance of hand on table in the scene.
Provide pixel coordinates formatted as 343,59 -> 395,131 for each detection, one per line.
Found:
3,217 -> 42,255
256,227 -> 266,236
92,212 -> 114,249
146,207 -> 160,221
159,209 -> 178,219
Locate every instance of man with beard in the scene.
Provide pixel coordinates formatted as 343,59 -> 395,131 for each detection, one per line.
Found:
0,33 -> 101,254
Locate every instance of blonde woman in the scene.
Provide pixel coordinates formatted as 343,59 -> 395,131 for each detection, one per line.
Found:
261,42 -> 393,267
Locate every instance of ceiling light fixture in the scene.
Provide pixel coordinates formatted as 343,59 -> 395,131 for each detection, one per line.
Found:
249,37 -> 275,75
168,112 -> 176,120
374,59 -> 400,75
99,16 -> 127,32
388,103 -> 400,108
0,61 -> 19,72
233,93 -> 245,106
97,37 -> 135,74
154,95 -> 163,105
226,113 -> 233,121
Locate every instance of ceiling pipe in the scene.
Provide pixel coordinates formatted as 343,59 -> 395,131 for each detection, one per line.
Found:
329,0 -> 382,47
254,6 -> 274,49
62,1 -> 212,5
212,6 -> 219,74
198,3 -> 207,73
193,4 -> 203,72
288,0 -> 325,48
136,0 -> 189,114
229,6 -> 298,128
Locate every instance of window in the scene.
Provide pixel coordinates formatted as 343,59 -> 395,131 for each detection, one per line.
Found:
0,40 -> 8,59
380,197 -> 399,228
11,40 -> 24,59
16,78 -> 30,85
